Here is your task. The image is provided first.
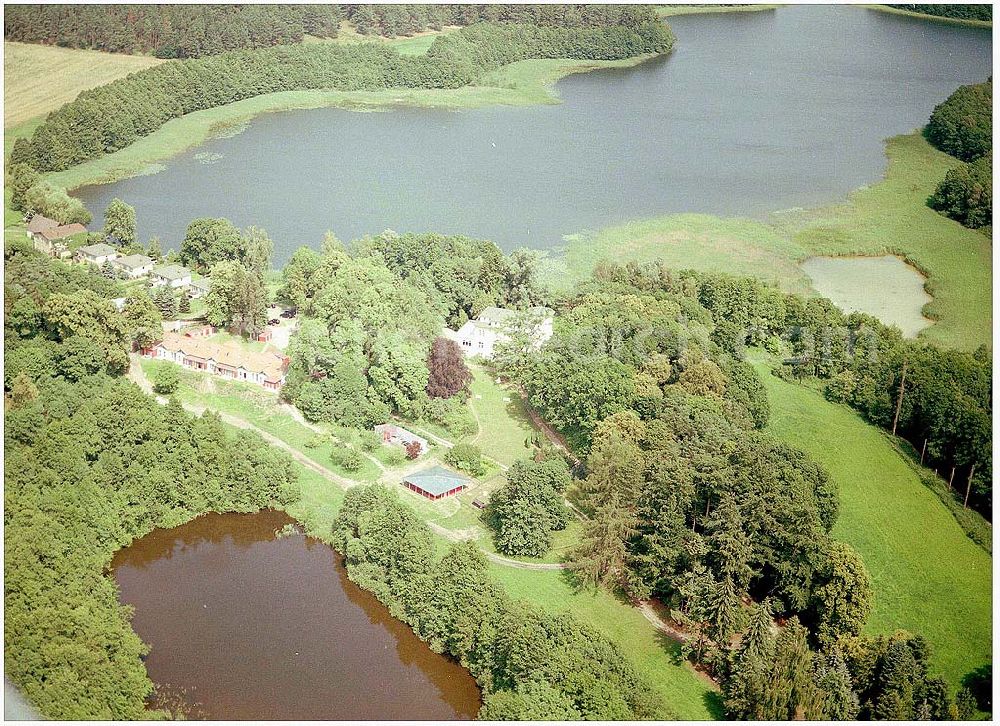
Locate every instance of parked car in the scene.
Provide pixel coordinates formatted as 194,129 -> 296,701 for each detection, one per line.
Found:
268,318 -> 280,326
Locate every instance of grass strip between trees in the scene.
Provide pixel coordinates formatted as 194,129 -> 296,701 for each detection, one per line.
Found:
754,359 -> 992,690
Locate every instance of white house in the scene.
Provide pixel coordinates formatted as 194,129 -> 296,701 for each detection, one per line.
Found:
112,254 -> 154,279
442,306 -> 554,359
75,242 -> 119,266
149,264 -> 192,289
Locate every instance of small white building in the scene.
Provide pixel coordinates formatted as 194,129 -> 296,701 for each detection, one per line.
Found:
112,254 -> 154,279
150,264 -> 192,289
442,306 -> 554,359
75,242 -> 119,266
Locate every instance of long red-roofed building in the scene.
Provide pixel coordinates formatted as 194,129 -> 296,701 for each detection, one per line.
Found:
142,331 -> 288,390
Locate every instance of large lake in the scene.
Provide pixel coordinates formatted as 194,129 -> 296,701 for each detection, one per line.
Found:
111,510 -> 481,720
75,6 -> 991,265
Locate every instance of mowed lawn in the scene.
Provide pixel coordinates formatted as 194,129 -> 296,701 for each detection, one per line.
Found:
490,564 -> 720,720
4,41 -> 163,127
467,364 -> 536,466
755,362 -> 991,689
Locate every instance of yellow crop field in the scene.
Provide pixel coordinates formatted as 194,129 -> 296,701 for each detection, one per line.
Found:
4,41 -> 163,128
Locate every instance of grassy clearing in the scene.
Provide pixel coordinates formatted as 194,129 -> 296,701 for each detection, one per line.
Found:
550,132 -> 991,351
541,213 -> 813,294
466,364 -> 536,466
3,41 -> 163,128
311,21 -> 460,55
752,356 -> 991,689
490,564 -> 719,719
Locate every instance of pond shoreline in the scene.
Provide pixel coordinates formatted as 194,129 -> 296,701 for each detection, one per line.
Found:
111,509 -> 483,721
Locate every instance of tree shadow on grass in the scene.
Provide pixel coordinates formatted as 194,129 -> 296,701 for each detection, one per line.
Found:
703,690 -> 726,719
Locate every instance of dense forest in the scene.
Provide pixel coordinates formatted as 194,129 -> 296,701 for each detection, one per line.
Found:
553,262 -> 991,520
925,80 -> 992,232
10,8 -> 673,172
344,3 -> 664,37
3,239 -> 300,718
3,4 -> 664,53
886,4 -> 993,21
483,261 -> 978,719
4,4 -> 342,57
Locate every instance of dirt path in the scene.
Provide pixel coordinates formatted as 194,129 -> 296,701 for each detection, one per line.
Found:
638,600 -> 690,644
129,355 -> 355,490
426,521 -> 568,571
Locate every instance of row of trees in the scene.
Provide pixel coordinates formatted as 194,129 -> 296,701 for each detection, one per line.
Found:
279,232 -> 538,433
11,19 -> 674,172
887,4 -> 993,21
3,4 -> 341,57
925,80 -> 992,231
346,3 -> 664,38
4,242 -> 300,719
331,485 -> 663,719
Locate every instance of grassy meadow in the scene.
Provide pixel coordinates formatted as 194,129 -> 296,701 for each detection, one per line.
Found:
655,4 -> 780,17
859,4 -> 992,27
3,41 -> 163,128
753,358 -> 992,690
545,132 -> 991,351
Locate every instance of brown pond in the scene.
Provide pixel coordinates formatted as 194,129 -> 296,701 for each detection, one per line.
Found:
110,510 -> 481,720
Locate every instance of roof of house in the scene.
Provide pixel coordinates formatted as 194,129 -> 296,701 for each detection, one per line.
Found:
156,331 -> 287,382
190,277 -> 212,291
477,307 -> 517,325
475,306 -> 553,327
76,242 -> 117,257
114,254 -> 153,269
403,465 -> 472,496
27,215 -> 58,234
42,223 -> 88,241
151,264 -> 191,281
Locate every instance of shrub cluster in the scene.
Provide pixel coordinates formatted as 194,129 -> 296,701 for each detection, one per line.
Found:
925,80 -> 992,162
928,152 -> 992,230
